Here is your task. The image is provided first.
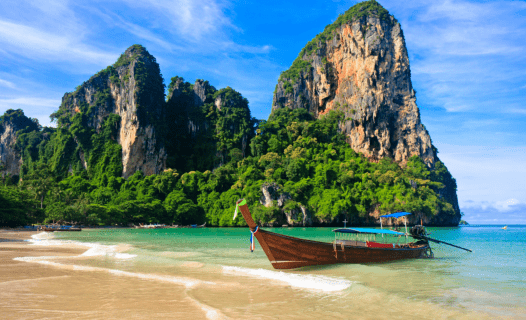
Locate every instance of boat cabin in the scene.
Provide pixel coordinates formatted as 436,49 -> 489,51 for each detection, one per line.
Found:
333,228 -> 410,248
332,212 -> 421,249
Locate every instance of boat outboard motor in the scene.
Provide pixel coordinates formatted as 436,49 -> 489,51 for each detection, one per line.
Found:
410,225 -> 433,258
410,225 -> 428,238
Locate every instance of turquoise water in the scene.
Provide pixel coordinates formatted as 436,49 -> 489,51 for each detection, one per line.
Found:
45,225 -> 526,319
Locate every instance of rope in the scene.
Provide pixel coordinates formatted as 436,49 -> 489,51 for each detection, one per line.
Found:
250,226 -> 259,252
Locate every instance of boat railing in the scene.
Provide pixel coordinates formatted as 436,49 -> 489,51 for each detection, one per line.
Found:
334,231 -> 409,246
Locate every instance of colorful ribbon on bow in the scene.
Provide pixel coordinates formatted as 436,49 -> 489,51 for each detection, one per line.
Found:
233,199 -> 247,220
250,226 -> 259,252
233,199 -> 258,252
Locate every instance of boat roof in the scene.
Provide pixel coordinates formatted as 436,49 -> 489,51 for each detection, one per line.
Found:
333,228 -> 405,236
379,212 -> 412,218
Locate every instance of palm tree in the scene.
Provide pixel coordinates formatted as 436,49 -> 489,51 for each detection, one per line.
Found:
22,164 -> 55,209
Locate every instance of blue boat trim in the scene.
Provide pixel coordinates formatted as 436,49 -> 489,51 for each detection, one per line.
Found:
379,212 -> 412,218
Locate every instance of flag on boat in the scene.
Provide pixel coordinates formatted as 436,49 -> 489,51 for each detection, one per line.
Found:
233,199 -> 247,220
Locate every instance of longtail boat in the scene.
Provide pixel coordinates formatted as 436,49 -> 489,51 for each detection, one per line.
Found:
234,199 -> 470,269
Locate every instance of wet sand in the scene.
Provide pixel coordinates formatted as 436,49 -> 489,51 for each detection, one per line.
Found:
0,230 -> 214,320
3,229 -> 523,320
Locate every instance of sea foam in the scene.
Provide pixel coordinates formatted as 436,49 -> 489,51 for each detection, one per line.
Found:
222,266 -> 352,292
13,257 -> 210,289
28,232 -> 137,260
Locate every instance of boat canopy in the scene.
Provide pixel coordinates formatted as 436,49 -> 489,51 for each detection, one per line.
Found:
333,228 -> 405,236
379,212 -> 412,218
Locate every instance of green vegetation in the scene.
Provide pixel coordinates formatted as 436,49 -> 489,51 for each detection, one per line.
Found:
0,109 -> 41,135
1,105 -> 457,227
165,78 -> 256,173
278,0 -> 393,86
0,39 -> 459,227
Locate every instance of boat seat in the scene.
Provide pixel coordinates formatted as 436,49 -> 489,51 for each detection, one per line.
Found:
335,240 -> 367,247
366,241 -> 394,248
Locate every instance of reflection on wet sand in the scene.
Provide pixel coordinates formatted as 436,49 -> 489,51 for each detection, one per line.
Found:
0,230 -> 218,320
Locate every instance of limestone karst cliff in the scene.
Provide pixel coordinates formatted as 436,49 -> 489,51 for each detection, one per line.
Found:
165,77 -> 254,172
272,0 -> 461,225
0,45 -> 254,183
0,16 -> 461,227
273,1 -> 434,167
52,45 -> 167,178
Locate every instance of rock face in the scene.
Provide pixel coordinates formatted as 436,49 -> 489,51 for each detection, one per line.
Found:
0,123 -> 22,178
260,182 -> 312,226
273,1 -> 461,225
0,109 -> 40,179
56,45 -> 166,178
273,1 -> 434,167
166,78 -> 216,138
165,77 -> 254,171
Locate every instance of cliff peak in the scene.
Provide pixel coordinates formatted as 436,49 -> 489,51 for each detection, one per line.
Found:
114,44 -> 157,69
273,0 -> 433,167
52,44 -> 166,178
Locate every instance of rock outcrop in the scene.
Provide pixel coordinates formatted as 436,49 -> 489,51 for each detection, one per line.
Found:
166,78 -> 216,138
273,0 -> 434,167
0,123 -> 22,178
165,77 -> 254,171
55,45 -> 166,178
0,109 -> 40,179
260,182 -> 312,226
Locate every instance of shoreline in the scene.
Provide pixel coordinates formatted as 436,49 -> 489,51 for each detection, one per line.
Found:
0,230 -> 215,319
1,228 -> 524,319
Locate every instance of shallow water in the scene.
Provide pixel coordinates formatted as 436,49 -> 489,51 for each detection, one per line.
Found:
16,225 -> 526,319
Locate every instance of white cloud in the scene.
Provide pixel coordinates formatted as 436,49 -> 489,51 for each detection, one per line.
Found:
461,200 -> 526,224
493,199 -> 521,212
394,0 -> 526,115
0,20 -> 116,65
120,0 -> 234,41
0,97 -> 59,107
507,108 -> 526,115
0,97 -> 60,126
0,79 -> 16,89
435,144 -> 526,208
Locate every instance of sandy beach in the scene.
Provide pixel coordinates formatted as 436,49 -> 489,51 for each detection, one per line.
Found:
2,227 -> 524,320
0,230 -> 213,320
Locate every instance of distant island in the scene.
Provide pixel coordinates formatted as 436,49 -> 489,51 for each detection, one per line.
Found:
0,0 -> 461,228
459,220 -> 469,225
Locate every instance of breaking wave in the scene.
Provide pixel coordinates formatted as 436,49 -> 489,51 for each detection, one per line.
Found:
222,266 -> 353,292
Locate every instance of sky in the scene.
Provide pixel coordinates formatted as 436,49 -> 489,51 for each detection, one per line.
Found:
0,0 -> 525,224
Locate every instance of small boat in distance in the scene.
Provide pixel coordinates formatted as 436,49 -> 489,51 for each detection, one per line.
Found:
39,225 -> 81,232
135,223 -> 167,229
234,199 -> 471,269
502,226 -> 508,230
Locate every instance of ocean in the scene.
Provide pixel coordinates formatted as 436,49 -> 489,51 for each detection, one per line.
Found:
18,225 -> 526,319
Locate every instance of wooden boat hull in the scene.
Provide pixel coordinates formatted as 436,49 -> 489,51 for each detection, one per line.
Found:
237,200 -> 428,269
256,229 -> 427,269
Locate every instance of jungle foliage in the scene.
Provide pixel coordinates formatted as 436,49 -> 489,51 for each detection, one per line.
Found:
1,105 -> 457,227
165,77 -> 256,173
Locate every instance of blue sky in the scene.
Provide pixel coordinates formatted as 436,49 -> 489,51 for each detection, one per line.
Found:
0,0 -> 524,224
